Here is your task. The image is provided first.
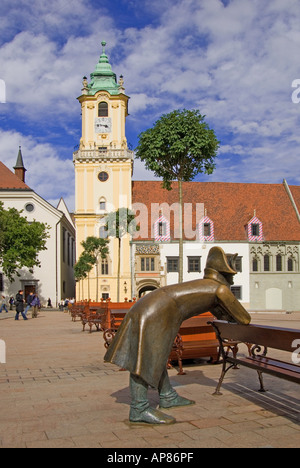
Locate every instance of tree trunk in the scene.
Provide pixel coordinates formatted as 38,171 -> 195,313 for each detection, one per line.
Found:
117,237 -> 121,302
96,260 -> 99,302
179,178 -> 183,283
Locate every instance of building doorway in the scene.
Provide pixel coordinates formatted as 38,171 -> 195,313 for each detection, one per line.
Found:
138,285 -> 158,298
24,284 -> 36,299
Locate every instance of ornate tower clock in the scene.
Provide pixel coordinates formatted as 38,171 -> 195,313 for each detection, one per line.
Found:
73,42 -> 134,302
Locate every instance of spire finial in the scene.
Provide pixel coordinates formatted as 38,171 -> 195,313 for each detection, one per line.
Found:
101,41 -> 107,53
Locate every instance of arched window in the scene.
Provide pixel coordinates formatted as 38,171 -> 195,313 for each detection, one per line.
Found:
276,254 -> 283,272
98,101 -> 108,117
252,257 -> 258,272
288,257 -> 294,272
99,198 -> 106,211
101,258 -> 109,275
264,254 -> 270,272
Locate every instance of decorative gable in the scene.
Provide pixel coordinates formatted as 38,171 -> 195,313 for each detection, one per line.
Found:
154,214 -> 170,242
199,216 -> 214,242
247,215 -> 263,241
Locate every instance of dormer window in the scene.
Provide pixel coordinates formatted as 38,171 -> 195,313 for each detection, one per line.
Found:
247,215 -> 263,241
199,216 -> 214,241
154,215 -> 170,242
251,224 -> 260,237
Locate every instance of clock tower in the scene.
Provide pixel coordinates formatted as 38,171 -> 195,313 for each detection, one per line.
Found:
73,42 -> 134,302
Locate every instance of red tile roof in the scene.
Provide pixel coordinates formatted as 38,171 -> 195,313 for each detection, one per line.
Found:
132,181 -> 300,242
290,185 -> 300,215
0,161 -> 31,190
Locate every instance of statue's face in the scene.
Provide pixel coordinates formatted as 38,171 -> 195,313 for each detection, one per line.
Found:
223,273 -> 235,286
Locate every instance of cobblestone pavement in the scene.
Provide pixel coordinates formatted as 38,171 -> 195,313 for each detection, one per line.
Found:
0,310 -> 299,448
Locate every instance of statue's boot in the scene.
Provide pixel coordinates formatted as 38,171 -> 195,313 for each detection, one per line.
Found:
129,374 -> 175,425
159,369 -> 195,409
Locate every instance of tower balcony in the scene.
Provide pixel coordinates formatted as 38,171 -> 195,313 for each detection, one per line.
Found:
73,147 -> 134,163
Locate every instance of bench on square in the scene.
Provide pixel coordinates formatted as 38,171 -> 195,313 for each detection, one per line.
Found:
168,313 -> 219,375
210,320 -> 300,395
103,311 -> 220,374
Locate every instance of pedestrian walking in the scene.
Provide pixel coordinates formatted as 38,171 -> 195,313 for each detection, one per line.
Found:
0,296 -> 8,313
9,297 -> 14,310
31,294 -> 41,318
24,292 -> 34,317
15,290 -> 28,321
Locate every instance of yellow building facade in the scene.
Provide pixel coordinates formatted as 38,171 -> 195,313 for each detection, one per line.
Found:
73,42 -> 134,301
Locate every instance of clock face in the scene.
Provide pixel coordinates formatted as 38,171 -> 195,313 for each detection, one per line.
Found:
95,117 -> 112,133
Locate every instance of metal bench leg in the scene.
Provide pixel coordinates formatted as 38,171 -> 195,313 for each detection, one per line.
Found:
257,371 -> 267,392
213,361 -> 235,396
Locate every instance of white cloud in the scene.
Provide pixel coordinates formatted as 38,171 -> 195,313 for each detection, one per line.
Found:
1,0 -> 300,209
0,130 -> 75,210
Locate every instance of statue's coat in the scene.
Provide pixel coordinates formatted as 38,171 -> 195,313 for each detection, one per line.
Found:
104,267 -> 251,389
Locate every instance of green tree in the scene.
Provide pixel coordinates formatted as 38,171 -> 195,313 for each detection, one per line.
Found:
105,208 -> 139,302
135,109 -> 219,283
0,201 -> 50,282
74,251 -> 96,300
80,236 -> 109,302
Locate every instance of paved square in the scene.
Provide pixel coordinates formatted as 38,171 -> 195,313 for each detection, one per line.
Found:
0,311 -> 299,448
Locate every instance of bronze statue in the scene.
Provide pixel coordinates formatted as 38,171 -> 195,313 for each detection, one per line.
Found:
104,247 -> 251,425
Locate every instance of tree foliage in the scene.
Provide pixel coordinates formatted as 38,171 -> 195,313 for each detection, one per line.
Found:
0,201 -> 50,282
135,108 -> 219,190
135,109 -> 219,283
105,208 -> 139,301
74,236 -> 109,301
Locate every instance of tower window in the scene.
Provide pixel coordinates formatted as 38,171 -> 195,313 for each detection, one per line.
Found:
98,171 -> 109,182
101,258 -> 109,275
98,102 -> 108,117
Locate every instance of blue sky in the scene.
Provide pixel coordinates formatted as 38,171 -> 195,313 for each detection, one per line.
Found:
0,0 -> 300,211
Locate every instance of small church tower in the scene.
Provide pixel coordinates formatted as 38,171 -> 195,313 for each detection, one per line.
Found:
14,146 -> 27,183
73,42 -> 134,301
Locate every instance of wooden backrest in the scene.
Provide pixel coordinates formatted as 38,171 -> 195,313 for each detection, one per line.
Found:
179,313 -> 217,342
212,320 -> 300,353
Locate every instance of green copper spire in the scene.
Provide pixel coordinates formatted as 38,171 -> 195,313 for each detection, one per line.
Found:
88,41 -> 120,95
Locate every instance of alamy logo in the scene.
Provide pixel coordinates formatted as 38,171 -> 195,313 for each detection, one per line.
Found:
0,79 -> 6,103
0,339 -> 6,364
291,79 -> 300,104
292,339 -> 300,365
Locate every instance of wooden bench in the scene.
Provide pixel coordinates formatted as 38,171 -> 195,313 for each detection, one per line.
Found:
168,313 -> 219,375
81,303 -> 110,333
210,320 -> 300,395
103,310 -> 128,348
102,311 -> 219,373
70,303 -> 88,322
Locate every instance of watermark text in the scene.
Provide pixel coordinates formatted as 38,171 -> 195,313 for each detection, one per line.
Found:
292,339 -> 300,364
291,79 -> 300,104
0,339 -> 6,364
0,79 -> 6,103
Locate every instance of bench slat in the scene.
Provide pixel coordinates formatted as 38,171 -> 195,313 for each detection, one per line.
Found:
213,320 -> 300,353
